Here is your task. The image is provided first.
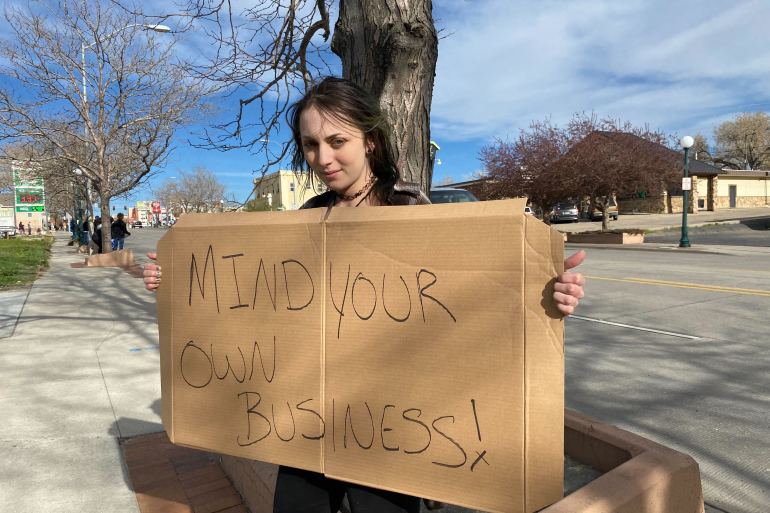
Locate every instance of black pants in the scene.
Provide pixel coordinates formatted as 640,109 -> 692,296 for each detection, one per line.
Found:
273,466 -> 421,513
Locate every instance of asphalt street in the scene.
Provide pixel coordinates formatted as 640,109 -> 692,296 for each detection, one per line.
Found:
564,241 -> 769,513
120,223 -> 770,513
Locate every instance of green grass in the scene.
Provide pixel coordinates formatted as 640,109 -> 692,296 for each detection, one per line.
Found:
0,237 -> 54,290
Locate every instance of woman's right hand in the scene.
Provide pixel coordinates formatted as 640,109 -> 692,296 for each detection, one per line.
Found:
143,252 -> 162,291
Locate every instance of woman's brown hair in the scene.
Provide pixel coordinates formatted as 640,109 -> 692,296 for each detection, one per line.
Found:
288,77 -> 400,204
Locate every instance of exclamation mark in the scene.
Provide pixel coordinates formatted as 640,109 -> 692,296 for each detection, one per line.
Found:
470,399 -> 489,471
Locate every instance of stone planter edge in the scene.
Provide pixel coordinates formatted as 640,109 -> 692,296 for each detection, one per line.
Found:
85,249 -> 135,267
565,232 -> 645,244
219,409 -> 704,513
541,409 -> 704,513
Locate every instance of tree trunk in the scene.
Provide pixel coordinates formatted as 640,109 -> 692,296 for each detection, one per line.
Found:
332,0 -> 438,193
101,193 -> 113,254
601,198 -> 610,232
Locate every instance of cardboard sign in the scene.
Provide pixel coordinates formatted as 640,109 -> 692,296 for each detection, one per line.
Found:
157,199 -> 565,513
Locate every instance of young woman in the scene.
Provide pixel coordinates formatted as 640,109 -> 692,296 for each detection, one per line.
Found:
144,77 -> 586,512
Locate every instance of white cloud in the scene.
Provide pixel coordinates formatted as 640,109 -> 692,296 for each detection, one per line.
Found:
432,0 -> 770,142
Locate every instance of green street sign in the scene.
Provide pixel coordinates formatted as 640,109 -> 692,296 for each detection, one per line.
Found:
16,205 -> 45,213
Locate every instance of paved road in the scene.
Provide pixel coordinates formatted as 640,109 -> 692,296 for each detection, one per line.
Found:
121,226 -> 169,264
129,223 -> 770,513
564,242 -> 769,513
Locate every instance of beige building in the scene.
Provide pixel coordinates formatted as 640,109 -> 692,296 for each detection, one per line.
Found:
698,170 -> 770,209
252,169 -> 326,210
661,168 -> 770,214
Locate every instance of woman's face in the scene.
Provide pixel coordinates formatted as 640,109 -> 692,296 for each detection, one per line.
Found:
299,105 -> 372,196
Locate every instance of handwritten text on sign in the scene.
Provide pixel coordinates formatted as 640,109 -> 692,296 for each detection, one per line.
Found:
178,244 -> 490,473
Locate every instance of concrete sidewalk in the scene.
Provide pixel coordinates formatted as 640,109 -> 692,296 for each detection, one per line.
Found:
0,231 -> 162,512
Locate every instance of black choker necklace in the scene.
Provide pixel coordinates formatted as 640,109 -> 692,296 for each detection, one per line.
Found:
337,175 -> 377,201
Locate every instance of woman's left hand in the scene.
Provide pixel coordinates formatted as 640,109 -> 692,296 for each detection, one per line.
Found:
554,250 -> 586,316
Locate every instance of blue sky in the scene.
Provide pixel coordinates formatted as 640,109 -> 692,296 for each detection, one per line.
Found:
7,0 -> 770,204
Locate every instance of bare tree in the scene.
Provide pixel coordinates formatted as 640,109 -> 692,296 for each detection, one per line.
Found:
0,0 -> 205,252
691,133 -> 712,162
714,112 -> 770,170
155,167 -> 226,214
0,158 -> 14,195
155,180 -> 184,215
133,0 -> 438,192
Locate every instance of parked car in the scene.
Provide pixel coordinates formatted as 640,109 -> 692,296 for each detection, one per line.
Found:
429,187 -> 479,204
131,220 -> 143,228
549,202 -> 579,223
589,198 -> 619,221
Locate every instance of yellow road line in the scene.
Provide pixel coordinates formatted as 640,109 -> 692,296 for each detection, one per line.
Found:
585,275 -> 770,297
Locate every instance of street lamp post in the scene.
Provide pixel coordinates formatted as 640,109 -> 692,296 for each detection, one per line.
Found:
79,23 -> 170,221
679,135 -> 694,248
81,24 -> 171,121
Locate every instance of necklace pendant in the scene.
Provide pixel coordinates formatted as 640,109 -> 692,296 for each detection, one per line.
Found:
338,175 -> 376,202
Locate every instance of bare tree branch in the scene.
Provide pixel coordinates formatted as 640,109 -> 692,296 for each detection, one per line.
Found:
114,0 -> 438,193
0,0 -> 206,251
154,167 -> 226,213
714,112 -> 770,170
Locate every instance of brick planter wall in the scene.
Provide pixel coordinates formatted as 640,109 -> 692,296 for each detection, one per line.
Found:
219,455 -> 278,512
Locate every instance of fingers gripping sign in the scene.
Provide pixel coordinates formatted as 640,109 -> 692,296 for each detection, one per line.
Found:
143,252 -> 163,291
554,250 -> 586,317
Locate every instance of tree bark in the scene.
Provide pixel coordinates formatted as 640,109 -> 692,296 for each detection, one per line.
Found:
332,0 -> 438,193
101,192 -> 112,254
601,197 -> 610,232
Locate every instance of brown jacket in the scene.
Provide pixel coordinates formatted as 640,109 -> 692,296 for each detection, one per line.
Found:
299,181 -> 431,209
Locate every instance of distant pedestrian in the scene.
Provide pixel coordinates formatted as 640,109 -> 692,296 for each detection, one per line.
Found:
18,222 -> 24,235
91,216 -> 103,253
27,224 -> 31,235
111,213 -> 131,250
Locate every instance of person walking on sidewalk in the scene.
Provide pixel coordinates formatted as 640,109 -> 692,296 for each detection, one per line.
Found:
110,213 -> 131,250
143,77 -> 587,513
91,216 -> 103,253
